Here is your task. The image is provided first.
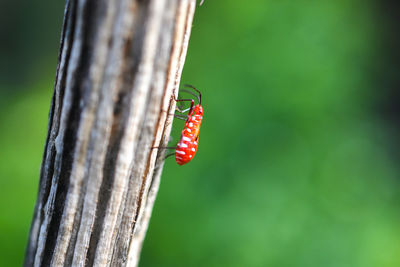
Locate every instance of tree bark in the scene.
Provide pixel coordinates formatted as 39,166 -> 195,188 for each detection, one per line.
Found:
24,0 -> 196,266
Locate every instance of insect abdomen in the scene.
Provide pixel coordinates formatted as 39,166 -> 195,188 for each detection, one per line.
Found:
175,135 -> 198,165
174,103 -> 203,165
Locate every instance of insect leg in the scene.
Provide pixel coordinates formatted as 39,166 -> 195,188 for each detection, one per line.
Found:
171,114 -> 188,120
175,99 -> 194,114
165,153 -> 175,159
154,147 -> 177,161
173,94 -> 195,114
152,146 -> 177,150
175,107 -> 193,113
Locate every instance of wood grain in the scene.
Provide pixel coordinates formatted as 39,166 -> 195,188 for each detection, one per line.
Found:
24,0 -> 196,266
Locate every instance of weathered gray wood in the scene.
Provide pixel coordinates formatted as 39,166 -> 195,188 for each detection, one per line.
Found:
24,0 -> 196,266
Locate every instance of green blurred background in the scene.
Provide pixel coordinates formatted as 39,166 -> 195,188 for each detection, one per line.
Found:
1,0 -> 400,266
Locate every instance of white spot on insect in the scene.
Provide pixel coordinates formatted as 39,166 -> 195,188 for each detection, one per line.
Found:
189,155 -> 193,158
182,136 -> 191,142
180,143 -> 188,148
176,150 -> 185,155
189,122 -> 193,127
191,148 -> 196,152
194,141 -> 198,145
187,128 -> 191,132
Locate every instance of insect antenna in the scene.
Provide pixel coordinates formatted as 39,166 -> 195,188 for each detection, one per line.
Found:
182,84 -> 202,105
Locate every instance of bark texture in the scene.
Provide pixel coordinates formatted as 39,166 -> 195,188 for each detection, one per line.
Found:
24,0 -> 196,266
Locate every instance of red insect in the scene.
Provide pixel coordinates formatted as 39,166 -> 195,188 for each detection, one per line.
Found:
164,85 -> 203,165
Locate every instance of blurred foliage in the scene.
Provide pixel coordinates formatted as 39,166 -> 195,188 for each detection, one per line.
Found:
1,0 -> 400,266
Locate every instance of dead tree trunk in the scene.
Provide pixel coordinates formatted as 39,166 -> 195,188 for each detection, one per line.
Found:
24,0 -> 196,266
